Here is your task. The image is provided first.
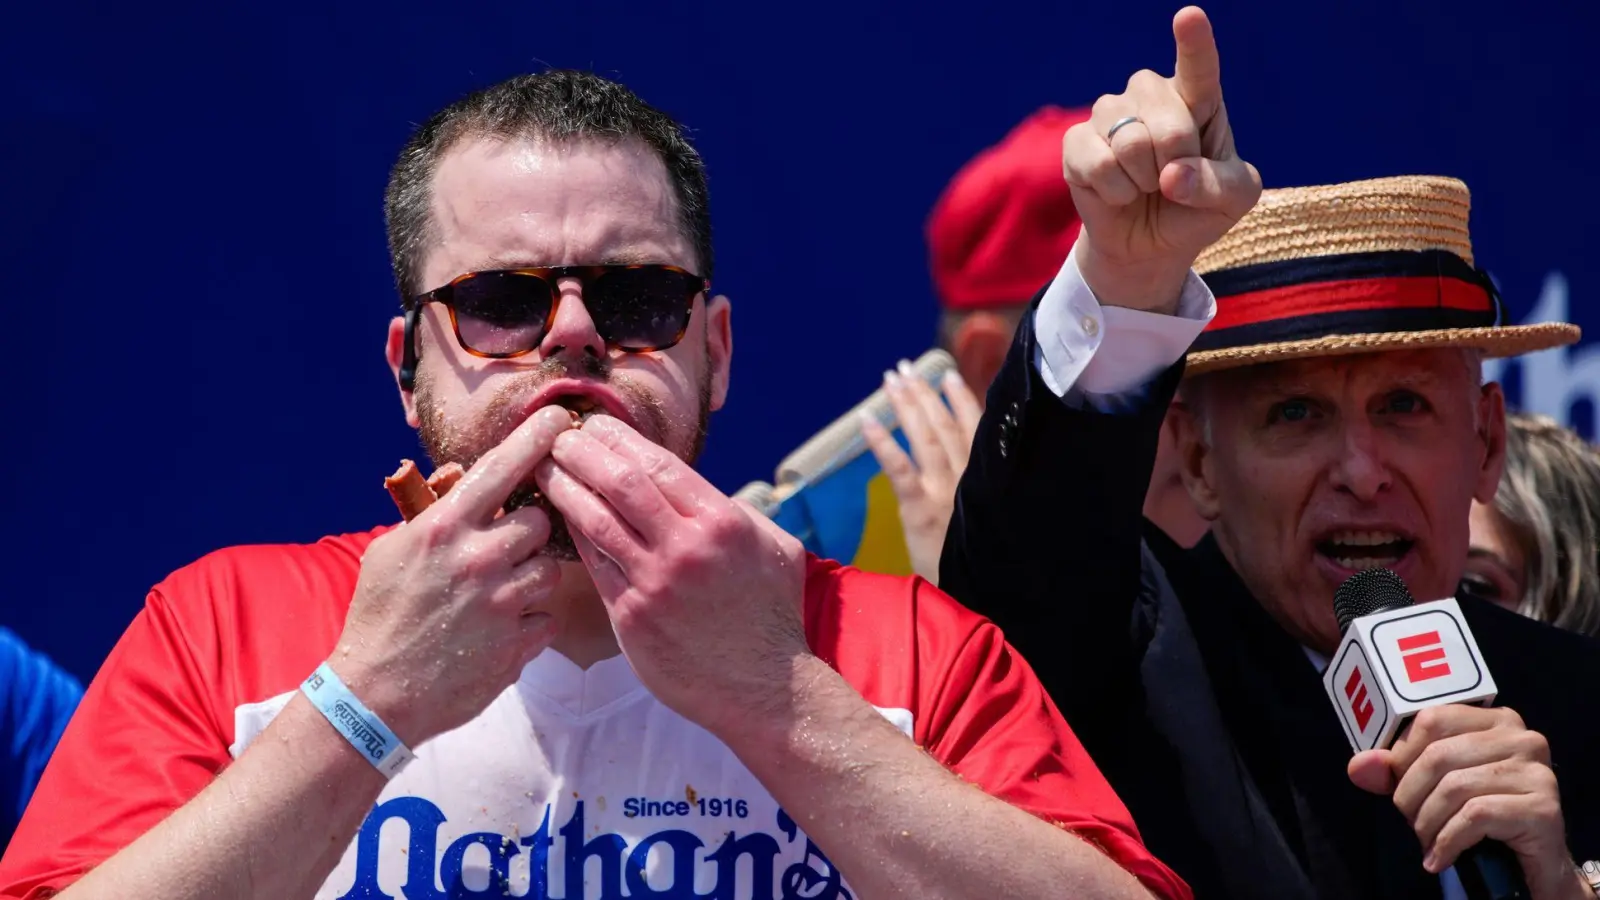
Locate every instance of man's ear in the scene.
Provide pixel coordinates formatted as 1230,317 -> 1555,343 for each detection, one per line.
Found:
950,311 -> 1016,402
704,294 -> 733,411
1172,399 -> 1221,521
386,316 -> 420,428
1474,382 -> 1508,505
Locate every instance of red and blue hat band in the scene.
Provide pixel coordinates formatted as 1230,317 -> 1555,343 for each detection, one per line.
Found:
1192,249 -> 1501,353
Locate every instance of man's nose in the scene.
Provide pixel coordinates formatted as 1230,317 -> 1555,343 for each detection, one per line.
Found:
537,278 -> 605,363
1328,420 -> 1393,501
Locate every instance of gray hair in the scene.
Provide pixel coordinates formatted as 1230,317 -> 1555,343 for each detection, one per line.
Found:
1491,412 -> 1600,636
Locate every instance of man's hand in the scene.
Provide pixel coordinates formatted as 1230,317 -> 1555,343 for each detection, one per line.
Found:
1066,5 -> 1260,313
335,405 -> 576,746
859,362 -> 983,584
534,415 -> 811,737
1348,705 -> 1587,900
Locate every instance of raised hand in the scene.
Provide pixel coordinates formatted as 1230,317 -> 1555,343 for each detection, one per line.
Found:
860,362 -> 984,585
1065,5 -> 1261,312
534,415 -> 811,737
334,405 -> 576,746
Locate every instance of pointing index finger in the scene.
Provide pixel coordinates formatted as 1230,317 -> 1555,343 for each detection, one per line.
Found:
1172,6 -> 1222,114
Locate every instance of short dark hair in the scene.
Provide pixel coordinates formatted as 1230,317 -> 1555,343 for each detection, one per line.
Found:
383,69 -> 713,305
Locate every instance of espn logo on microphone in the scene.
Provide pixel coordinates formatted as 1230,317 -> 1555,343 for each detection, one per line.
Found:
1329,643 -> 1391,750
1322,598 -> 1497,752
1372,610 -> 1487,702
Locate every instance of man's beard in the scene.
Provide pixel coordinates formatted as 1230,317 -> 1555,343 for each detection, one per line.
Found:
413,350 -> 712,561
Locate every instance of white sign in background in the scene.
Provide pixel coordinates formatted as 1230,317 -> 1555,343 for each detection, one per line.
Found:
1485,272 -> 1600,440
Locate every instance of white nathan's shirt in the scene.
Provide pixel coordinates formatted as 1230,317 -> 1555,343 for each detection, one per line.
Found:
0,532 -> 1185,900
235,651 -> 894,900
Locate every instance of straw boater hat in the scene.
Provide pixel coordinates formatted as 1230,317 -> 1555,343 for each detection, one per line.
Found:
1184,175 -> 1581,376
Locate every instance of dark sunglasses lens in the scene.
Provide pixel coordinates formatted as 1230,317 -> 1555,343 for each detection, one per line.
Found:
587,268 -> 696,350
451,272 -> 554,355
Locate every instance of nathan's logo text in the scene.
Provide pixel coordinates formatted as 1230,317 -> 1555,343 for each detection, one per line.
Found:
625,796 -> 750,819
337,797 -> 852,900
330,700 -> 392,761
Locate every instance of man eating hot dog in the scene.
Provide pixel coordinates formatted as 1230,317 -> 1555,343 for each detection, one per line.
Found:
0,68 -> 1187,900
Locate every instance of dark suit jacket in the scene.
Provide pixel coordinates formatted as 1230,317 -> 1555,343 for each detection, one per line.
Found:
939,296 -> 1600,900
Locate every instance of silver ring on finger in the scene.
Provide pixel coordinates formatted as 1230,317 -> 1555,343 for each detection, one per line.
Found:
1106,115 -> 1143,142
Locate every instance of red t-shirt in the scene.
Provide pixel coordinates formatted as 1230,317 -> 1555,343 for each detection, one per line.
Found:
0,526 -> 1188,899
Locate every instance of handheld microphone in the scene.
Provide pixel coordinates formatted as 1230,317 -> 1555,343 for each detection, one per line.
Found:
1324,568 -> 1529,900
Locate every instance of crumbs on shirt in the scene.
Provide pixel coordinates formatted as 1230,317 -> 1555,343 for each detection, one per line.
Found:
624,792 -> 749,819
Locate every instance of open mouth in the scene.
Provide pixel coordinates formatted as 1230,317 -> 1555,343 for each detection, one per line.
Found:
524,380 -> 630,432
1315,530 -> 1416,571
553,394 -> 603,424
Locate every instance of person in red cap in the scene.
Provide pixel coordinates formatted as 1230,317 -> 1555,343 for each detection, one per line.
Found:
864,106 -> 1208,585
929,105 -> 1090,398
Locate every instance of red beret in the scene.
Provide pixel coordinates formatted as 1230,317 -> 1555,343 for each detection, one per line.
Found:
927,105 -> 1092,311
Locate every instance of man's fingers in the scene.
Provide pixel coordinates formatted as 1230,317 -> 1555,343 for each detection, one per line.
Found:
941,371 -> 984,443
482,505 -> 554,564
1389,706 -> 1530,778
550,428 -> 676,544
1063,123 -> 1140,207
498,553 -> 562,615
569,528 -> 630,602
859,411 -> 923,500
1347,749 -> 1399,795
730,498 -> 806,573
1159,156 -> 1261,218
580,414 -> 714,516
1392,729 -> 1552,821
1424,793 -> 1554,874
1139,101 -> 1205,172
448,406 -> 576,523
731,497 -> 788,544
1172,6 -> 1222,112
1108,118 -> 1160,194
534,458 -> 646,570
1411,763 -> 1555,853
899,361 -> 970,475
885,369 -> 953,483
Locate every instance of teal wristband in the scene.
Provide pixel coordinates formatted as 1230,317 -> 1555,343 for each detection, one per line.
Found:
301,662 -> 414,778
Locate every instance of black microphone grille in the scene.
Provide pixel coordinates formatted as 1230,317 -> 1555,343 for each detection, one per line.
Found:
1333,567 -> 1416,633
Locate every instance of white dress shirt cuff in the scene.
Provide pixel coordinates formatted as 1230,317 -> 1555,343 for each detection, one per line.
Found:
1032,247 -> 1217,409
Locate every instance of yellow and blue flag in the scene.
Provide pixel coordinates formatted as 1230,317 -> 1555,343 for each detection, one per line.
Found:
735,349 -> 955,575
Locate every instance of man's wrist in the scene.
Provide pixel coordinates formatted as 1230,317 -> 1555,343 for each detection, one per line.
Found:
1519,856 -> 1595,900
1549,868 -> 1597,900
302,661 -> 417,778
1074,236 -> 1191,317
715,652 -> 863,760
325,656 -> 427,748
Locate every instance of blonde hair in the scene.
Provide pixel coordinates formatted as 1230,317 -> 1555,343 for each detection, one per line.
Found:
1493,412 -> 1600,637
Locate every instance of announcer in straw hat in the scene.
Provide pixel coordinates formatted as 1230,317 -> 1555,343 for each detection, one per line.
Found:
939,8 -> 1600,900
